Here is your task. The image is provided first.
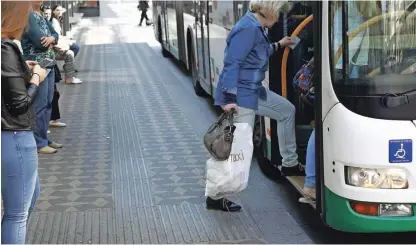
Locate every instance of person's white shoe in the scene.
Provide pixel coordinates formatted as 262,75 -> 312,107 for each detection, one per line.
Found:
72,77 -> 83,84
49,120 -> 67,127
65,77 -> 83,84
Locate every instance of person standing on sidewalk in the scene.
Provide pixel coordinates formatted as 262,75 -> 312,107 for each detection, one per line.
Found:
1,1 -> 47,243
138,1 -> 151,26
21,0 -> 64,154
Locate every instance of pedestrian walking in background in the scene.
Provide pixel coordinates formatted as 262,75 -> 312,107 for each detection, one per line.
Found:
138,1 -> 151,26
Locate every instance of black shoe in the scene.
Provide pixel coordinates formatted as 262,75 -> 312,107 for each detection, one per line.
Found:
74,69 -> 78,73
281,163 -> 306,176
206,197 -> 241,212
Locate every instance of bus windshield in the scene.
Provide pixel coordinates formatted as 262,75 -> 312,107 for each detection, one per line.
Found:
329,1 -> 416,119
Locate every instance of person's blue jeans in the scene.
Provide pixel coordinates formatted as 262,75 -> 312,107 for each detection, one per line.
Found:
34,67 -> 55,148
1,131 -> 39,244
28,174 -> 40,218
70,43 -> 80,57
305,129 -> 316,188
233,89 -> 298,167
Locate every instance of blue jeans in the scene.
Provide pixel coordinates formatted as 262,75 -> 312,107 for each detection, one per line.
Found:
1,131 -> 39,244
34,67 -> 55,148
28,175 -> 40,218
234,89 -> 298,167
305,129 -> 316,188
70,43 -> 80,57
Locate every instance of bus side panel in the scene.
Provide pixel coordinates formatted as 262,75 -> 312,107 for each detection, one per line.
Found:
183,1 -> 197,71
208,1 -> 235,97
152,2 -> 160,41
166,1 -> 180,59
160,2 -> 169,50
176,2 -> 187,64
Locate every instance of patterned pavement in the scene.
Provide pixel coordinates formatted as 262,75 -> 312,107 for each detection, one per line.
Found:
26,2 -> 313,244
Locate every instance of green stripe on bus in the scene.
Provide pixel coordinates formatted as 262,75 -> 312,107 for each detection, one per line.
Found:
325,187 -> 416,233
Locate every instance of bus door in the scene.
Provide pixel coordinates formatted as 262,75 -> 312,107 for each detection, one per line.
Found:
160,1 -> 168,48
196,0 -> 211,89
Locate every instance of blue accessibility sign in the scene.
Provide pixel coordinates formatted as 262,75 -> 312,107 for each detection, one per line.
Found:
389,139 -> 413,163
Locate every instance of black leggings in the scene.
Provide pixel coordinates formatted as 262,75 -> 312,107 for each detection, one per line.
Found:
140,9 -> 149,24
50,84 -> 60,121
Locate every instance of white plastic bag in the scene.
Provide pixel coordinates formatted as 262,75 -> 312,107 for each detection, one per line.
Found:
205,123 -> 253,199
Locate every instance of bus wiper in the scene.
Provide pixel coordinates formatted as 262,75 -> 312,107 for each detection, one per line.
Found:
381,90 -> 416,108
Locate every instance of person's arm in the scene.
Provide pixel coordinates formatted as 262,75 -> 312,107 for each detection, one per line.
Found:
1,42 -> 39,116
269,42 -> 283,57
220,25 -> 257,103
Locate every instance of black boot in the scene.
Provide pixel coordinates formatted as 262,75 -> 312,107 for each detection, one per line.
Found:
206,197 -> 241,212
281,163 -> 306,176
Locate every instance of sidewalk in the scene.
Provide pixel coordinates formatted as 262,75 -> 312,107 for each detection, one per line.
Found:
26,2 -> 312,244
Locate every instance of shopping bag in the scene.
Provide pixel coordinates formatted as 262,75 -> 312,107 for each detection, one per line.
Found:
205,123 -> 253,199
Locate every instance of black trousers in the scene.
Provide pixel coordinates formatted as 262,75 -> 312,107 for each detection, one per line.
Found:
140,9 -> 149,24
51,65 -> 62,121
50,84 -> 60,121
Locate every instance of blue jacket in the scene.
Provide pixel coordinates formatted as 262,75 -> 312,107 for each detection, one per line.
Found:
214,11 -> 277,110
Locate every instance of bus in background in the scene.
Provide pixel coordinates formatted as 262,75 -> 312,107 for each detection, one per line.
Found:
153,0 -> 416,233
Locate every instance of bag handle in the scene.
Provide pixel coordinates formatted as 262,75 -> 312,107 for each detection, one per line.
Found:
216,110 -> 235,125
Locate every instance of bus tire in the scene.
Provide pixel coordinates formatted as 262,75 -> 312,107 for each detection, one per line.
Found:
162,48 -> 170,58
254,116 -> 284,182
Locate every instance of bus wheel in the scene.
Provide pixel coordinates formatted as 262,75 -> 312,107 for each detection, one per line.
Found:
190,45 -> 205,96
254,116 -> 284,182
162,48 -> 170,58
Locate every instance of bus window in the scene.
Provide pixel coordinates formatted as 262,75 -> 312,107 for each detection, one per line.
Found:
329,1 -> 416,120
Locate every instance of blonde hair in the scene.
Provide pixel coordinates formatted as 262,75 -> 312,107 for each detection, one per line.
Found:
249,0 -> 292,19
1,1 -> 32,40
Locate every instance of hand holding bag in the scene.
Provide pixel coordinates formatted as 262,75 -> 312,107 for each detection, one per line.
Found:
203,111 -> 236,161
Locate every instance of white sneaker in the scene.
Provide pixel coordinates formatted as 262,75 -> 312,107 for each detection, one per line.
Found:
47,130 -> 51,134
72,77 -> 83,84
49,121 -> 67,127
65,77 -> 83,84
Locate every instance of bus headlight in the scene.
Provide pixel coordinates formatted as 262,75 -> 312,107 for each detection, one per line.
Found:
346,167 -> 408,189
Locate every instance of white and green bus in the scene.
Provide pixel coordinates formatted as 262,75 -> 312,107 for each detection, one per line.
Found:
153,0 -> 416,233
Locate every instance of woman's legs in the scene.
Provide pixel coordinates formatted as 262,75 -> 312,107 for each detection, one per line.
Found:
28,174 -> 40,220
1,131 -> 39,244
139,10 -> 150,26
55,50 -> 82,84
49,84 -> 66,128
50,84 -> 61,121
34,68 -> 59,154
304,129 -> 316,199
257,89 -> 304,176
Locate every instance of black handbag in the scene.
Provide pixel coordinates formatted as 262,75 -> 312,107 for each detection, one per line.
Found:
203,111 -> 236,161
